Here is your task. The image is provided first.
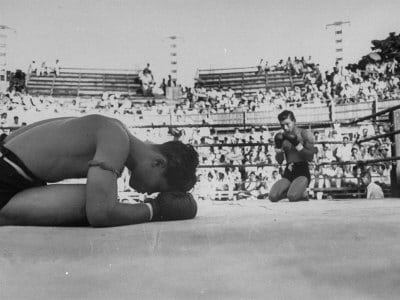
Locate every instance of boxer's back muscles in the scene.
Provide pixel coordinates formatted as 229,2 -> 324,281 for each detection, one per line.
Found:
4,115 -> 126,182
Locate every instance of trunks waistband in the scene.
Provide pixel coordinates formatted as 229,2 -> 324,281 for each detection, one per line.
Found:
0,144 -> 45,184
287,161 -> 309,167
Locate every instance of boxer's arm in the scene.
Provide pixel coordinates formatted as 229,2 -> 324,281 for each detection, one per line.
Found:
85,120 -> 150,227
297,130 -> 315,162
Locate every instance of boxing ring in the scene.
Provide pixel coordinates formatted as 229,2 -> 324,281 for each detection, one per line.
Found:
1,199 -> 400,299
2,106 -> 400,299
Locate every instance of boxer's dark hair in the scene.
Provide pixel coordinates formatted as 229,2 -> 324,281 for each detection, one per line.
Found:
278,110 -> 296,122
156,141 -> 199,192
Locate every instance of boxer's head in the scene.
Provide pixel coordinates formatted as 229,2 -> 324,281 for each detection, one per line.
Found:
129,141 -> 199,194
278,110 -> 296,133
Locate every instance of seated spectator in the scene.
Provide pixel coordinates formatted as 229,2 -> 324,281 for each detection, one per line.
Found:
361,171 -> 384,199
195,173 -> 212,201
267,169 -> 281,188
330,164 -> 344,188
118,97 -> 132,114
238,171 -> 259,200
350,146 -> 362,162
0,112 -> 9,126
12,115 -> 20,127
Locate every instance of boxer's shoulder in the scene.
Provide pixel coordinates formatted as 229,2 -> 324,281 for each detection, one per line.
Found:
298,128 -> 314,143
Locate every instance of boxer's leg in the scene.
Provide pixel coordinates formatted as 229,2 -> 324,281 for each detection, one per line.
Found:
0,184 -> 88,226
287,176 -> 309,202
269,178 -> 291,202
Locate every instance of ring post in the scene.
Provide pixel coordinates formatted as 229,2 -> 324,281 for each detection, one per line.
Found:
390,110 -> 400,197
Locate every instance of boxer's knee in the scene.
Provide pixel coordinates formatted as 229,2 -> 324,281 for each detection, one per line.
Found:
287,190 -> 304,202
268,192 -> 280,202
269,189 -> 285,202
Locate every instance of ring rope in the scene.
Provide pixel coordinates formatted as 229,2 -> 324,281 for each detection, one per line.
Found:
198,156 -> 400,169
343,103 -> 400,126
193,141 -> 346,148
355,129 -> 400,144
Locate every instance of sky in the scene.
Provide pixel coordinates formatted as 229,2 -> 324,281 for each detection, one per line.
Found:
1,0 -> 400,85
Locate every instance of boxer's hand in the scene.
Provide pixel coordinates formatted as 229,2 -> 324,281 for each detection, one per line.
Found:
145,192 -> 197,221
283,132 -> 303,151
274,132 -> 284,149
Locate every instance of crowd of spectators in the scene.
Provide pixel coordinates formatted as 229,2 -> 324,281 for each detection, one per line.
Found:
191,58 -> 400,113
28,59 -> 61,77
138,63 -> 178,97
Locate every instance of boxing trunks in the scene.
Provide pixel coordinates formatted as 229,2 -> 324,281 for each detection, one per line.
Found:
0,144 -> 47,209
282,161 -> 311,184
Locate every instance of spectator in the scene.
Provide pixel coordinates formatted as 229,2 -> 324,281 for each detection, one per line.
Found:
334,135 -> 352,172
54,59 -> 60,77
12,116 -> 20,127
29,60 -> 37,74
256,59 -> 265,75
160,78 -> 167,96
361,171 -> 384,199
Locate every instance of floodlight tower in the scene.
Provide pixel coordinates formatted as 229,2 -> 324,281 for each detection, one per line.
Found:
326,21 -> 350,65
0,25 -> 16,91
166,35 -> 184,85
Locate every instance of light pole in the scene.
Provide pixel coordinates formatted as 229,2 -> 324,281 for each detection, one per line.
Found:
166,35 -> 184,86
0,25 -> 16,91
326,21 -> 350,65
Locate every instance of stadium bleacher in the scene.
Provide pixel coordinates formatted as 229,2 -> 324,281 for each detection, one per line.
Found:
196,66 -> 305,96
26,67 -> 141,98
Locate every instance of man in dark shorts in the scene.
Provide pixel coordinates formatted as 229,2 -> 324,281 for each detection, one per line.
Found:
0,115 -> 199,227
269,110 -> 315,202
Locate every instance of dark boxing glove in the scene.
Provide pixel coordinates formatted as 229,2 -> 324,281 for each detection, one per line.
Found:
283,132 -> 304,151
145,192 -> 197,221
274,132 -> 284,149
282,132 -> 299,146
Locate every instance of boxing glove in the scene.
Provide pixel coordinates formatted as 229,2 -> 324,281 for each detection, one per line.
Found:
274,132 -> 284,149
282,132 -> 300,146
145,192 -> 197,221
283,132 -> 304,151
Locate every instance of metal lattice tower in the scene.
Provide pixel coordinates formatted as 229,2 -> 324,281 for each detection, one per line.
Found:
0,25 -> 16,90
326,21 -> 351,65
166,35 -> 183,85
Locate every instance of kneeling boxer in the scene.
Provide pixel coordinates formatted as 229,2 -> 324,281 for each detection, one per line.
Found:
269,110 -> 315,202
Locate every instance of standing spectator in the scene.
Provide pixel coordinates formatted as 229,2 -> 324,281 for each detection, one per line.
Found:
41,61 -> 48,76
167,74 -> 175,87
143,63 -> 153,78
160,78 -> 167,96
29,60 -> 37,74
335,135 -> 352,173
256,59 -> 265,75
54,59 -> 61,77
